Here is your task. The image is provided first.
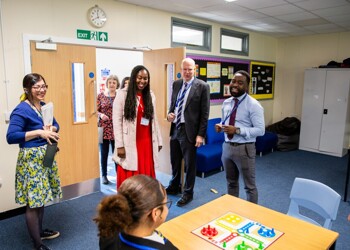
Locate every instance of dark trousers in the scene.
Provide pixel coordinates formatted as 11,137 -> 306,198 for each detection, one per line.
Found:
100,139 -> 115,177
169,124 -> 197,195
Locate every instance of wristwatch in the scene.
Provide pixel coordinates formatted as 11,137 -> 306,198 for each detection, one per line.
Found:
235,127 -> 241,135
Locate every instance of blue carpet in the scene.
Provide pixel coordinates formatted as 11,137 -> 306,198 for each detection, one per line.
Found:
0,150 -> 349,249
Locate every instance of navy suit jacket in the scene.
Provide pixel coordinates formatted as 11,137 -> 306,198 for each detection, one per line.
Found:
169,78 -> 210,143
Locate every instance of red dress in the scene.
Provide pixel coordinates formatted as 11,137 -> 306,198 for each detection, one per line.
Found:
117,94 -> 155,189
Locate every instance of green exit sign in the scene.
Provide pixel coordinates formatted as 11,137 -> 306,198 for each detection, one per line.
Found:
77,29 -> 108,42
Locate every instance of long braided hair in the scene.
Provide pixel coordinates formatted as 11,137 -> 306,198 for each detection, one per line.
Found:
124,65 -> 154,122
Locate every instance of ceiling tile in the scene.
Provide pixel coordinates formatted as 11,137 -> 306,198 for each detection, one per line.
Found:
275,11 -> 319,22
257,4 -> 304,16
312,5 -> 350,17
293,0 -> 349,11
233,0 -> 287,9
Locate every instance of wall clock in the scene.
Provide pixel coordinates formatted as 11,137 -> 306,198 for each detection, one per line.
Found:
88,5 -> 107,28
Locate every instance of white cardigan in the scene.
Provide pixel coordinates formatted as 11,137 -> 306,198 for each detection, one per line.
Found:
112,89 -> 163,171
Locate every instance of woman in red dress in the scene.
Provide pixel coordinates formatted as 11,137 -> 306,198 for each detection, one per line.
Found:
113,65 -> 163,189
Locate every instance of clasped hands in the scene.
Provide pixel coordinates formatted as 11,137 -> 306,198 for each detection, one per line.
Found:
215,123 -> 237,136
41,125 -> 59,144
100,113 -> 109,121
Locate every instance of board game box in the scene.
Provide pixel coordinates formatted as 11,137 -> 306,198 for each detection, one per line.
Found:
192,212 -> 284,249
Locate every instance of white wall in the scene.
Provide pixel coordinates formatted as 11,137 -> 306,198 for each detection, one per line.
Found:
274,32 -> 350,123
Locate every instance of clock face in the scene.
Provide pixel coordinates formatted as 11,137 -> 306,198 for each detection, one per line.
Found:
88,6 -> 107,28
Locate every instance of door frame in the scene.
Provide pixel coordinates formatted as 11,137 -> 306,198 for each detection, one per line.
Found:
23,33 -> 145,74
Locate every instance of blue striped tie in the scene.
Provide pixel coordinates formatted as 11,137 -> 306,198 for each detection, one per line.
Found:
176,82 -> 189,130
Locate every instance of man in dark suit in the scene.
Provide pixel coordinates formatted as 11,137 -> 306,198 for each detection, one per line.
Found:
166,58 -> 210,206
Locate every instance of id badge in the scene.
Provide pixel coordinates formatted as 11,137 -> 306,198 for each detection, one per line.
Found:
141,117 -> 150,126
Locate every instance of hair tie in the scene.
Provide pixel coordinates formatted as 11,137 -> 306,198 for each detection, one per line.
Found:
20,93 -> 27,102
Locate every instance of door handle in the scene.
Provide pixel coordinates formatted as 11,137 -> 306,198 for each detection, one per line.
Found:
323,109 -> 328,114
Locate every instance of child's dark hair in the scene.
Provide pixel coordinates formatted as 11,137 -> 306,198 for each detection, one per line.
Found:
94,175 -> 166,238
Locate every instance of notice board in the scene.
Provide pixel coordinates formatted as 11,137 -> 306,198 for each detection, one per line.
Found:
187,54 -> 250,103
250,61 -> 275,100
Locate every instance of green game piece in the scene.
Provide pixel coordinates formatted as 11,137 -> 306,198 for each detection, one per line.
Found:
259,242 -> 263,249
223,241 -> 226,248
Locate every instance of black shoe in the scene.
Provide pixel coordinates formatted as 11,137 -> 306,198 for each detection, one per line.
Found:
176,194 -> 193,207
41,229 -> 60,240
166,185 -> 181,195
36,244 -> 52,250
102,176 -> 110,185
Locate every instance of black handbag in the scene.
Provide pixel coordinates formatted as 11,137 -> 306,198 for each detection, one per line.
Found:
43,139 -> 59,168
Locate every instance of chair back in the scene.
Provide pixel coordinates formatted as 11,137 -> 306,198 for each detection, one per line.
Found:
287,177 -> 341,229
206,118 -> 224,144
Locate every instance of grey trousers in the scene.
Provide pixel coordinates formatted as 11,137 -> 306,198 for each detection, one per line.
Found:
221,142 -> 258,203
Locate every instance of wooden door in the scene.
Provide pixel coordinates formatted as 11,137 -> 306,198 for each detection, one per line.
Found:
143,47 -> 186,174
31,42 -> 99,186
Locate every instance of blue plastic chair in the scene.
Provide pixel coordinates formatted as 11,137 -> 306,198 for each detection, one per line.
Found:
196,118 -> 224,178
287,177 -> 341,229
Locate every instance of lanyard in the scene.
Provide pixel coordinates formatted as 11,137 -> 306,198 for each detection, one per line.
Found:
175,81 -> 192,107
221,93 -> 247,125
137,95 -> 144,113
119,233 -> 158,250
107,92 -> 113,106
28,101 -> 43,118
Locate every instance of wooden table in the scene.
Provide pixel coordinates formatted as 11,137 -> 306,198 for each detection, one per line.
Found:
158,195 -> 338,250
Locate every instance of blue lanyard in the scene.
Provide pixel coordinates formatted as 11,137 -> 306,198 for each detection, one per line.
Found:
119,233 -> 160,250
221,93 -> 247,125
107,92 -> 113,106
175,82 -> 192,107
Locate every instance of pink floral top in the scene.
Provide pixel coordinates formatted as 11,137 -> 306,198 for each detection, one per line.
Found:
97,92 -> 115,140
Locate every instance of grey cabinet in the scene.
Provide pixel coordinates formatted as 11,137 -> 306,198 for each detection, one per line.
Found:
299,68 -> 350,157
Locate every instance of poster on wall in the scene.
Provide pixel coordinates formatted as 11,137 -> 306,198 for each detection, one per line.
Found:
250,61 -> 275,100
99,68 -> 110,93
187,54 -> 250,103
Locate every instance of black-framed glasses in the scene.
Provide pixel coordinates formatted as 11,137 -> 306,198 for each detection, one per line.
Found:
32,84 -> 48,91
158,200 -> 172,209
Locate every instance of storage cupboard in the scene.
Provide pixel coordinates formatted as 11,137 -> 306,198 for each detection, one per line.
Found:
299,68 -> 350,157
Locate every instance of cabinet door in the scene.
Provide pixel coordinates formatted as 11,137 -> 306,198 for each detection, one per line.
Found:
299,70 -> 326,150
319,70 -> 350,155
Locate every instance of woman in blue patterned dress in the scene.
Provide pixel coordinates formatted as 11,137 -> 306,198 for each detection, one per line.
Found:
7,73 -> 61,250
